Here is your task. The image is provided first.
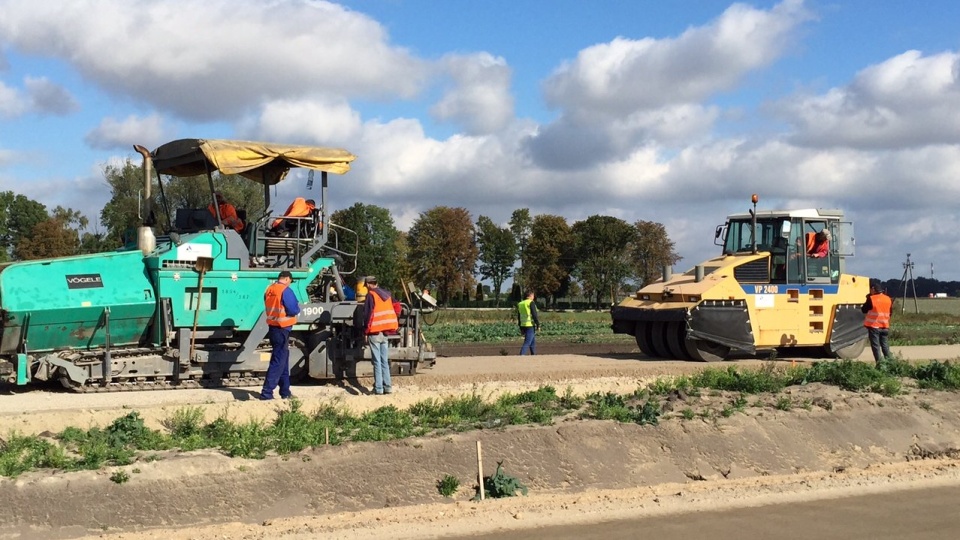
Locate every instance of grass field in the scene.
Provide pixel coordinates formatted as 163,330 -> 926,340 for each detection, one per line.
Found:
422,299 -> 960,347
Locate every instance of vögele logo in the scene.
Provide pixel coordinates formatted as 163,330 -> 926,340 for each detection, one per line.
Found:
65,274 -> 104,289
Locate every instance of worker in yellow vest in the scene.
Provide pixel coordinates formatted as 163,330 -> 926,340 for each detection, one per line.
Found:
861,280 -> 892,365
517,291 -> 540,355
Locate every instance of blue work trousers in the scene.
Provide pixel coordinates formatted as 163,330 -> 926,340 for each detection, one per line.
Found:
520,326 -> 536,355
369,332 -> 392,394
261,325 -> 292,399
867,327 -> 891,364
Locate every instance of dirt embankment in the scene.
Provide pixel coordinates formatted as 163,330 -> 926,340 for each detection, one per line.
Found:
1,348 -> 960,539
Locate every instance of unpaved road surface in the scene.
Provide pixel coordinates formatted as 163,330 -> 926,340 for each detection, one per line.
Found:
1,345 -> 959,539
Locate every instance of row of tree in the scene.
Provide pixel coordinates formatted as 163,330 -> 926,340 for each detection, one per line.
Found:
2,159 -> 683,307
322,204 -> 684,307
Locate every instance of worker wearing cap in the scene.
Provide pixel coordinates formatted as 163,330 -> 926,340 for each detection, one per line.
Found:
861,280 -> 892,365
208,192 -> 244,233
360,276 -> 398,395
260,270 -> 301,400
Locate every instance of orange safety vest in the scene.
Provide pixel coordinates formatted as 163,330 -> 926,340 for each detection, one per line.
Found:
271,197 -> 316,228
264,282 -> 297,327
864,293 -> 892,329
209,203 -> 244,232
366,290 -> 399,335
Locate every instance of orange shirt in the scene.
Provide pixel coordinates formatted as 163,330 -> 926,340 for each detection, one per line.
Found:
209,203 -> 244,232
271,198 -> 315,229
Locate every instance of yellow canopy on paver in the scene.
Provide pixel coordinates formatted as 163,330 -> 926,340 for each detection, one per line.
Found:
150,138 -> 356,185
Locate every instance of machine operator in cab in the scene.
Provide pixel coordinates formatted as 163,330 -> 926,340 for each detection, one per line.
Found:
208,192 -> 244,233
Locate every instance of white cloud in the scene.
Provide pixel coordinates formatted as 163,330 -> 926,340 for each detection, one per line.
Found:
243,97 -> 363,145
0,76 -> 77,117
0,148 -> 20,167
526,0 -> 812,170
0,0 -> 429,121
542,0 -> 811,117
779,50 -> 960,148
84,114 -> 171,151
0,80 -> 26,117
23,76 -> 77,115
431,53 -> 514,135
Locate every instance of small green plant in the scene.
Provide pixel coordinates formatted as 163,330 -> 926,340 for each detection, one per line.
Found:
109,470 -> 130,484
681,408 -> 695,420
477,461 -> 527,499
775,396 -> 792,411
800,360 -> 902,396
163,406 -> 206,439
913,361 -> 960,390
437,474 -> 460,497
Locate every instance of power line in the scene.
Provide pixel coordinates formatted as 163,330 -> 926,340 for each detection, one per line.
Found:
898,253 -> 919,314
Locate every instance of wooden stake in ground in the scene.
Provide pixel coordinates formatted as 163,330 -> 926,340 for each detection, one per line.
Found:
476,440 -> 485,501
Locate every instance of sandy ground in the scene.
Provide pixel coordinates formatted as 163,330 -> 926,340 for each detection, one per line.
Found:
0,346 -> 959,539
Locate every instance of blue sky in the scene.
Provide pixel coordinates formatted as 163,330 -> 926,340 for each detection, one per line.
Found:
2,0 -> 960,283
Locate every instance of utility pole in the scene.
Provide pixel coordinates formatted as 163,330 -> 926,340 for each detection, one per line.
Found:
898,253 -> 919,314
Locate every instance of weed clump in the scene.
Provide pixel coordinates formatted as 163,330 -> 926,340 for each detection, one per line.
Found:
583,392 -> 660,425
476,461 -> 527,499
913,361 -> 960,390
800,360 -> 902,396
437,474 -> 460,497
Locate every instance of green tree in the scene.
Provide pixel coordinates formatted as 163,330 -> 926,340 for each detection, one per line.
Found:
524,214 -> 574,307
100,158 -> 157,244
509,208 -> 532,290
475,215 -> 518,307
629,220 -> 682,287
392,231 -> 415,299
330,203 -> 402,292
14,205 -> 108,260
407,206 -> 478,304
0,192 -> 49,261
79,230 -> 112,254
572,215 -> 635,309
15,218 -> 79,260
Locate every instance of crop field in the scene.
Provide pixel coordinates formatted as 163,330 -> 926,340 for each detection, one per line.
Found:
420,308 -> 632,345
423,301 -> 960,347
893,297 -> 960,316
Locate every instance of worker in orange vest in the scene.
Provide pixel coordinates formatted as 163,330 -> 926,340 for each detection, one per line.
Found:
861,280 -> 892,365
259,270 -> 301,400
208,192 -> 244,232
360,276 -> 399,395
270,197 -> 318,237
